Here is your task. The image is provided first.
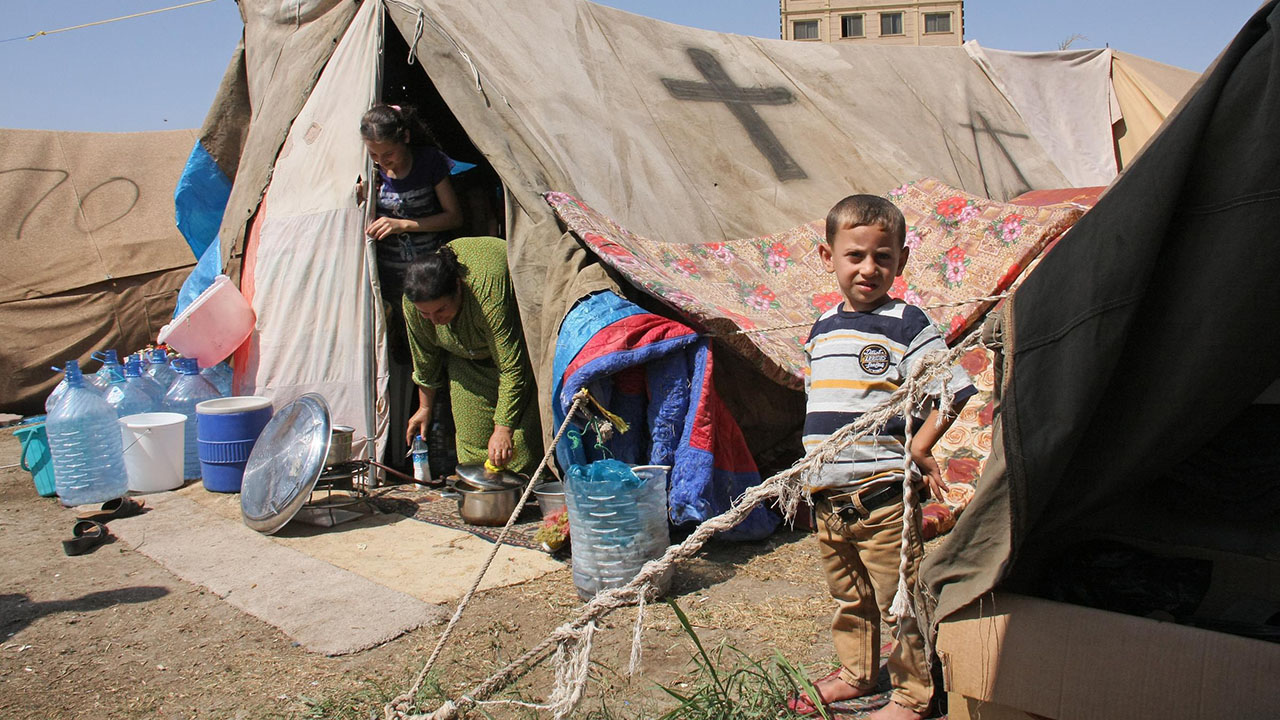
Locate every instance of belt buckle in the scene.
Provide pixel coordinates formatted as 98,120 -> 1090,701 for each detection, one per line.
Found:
827,490 -> 870,522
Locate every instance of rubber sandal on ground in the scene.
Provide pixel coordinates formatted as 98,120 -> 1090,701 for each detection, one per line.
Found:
76,496 -> 146,523
786,668 -> 841,717
62,520 -> 109,556
786,693 -> 829,717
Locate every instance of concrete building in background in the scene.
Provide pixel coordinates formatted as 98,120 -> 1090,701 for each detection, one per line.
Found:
780,1 -> 963,45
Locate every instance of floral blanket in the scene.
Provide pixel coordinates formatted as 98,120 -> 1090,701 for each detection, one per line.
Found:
545,179 -> 1082,390
545,180 -> 1084,532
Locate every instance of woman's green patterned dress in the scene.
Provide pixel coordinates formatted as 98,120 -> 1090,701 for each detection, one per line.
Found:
402,237 -> 543,475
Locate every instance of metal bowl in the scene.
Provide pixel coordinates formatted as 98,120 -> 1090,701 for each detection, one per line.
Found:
533,481 -> 566,517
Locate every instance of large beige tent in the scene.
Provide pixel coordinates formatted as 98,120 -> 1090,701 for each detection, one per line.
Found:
0,129 -> 197,413
192,0 -> 1198,460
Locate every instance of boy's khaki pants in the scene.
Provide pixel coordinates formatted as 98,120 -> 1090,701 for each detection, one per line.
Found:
816,495 -> 932,713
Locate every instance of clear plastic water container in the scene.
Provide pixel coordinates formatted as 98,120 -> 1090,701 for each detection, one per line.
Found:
88,349 -> 122,393
564,461 -> 671,600
145,348 -> 177,391
47,360 -> 129,506
163,357 -> 221,480
104,361 -> 156,419
124,358 -> 167,410
45,365 -> 84,414
199,361 -> 234,397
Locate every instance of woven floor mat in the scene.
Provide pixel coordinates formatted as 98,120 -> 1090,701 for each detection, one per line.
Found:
370,484 -> 549,552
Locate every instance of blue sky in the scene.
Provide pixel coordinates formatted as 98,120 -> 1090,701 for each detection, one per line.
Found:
0,0 -> 1266,132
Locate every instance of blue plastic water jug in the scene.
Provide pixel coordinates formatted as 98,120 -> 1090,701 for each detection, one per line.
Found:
145,349 -> 177,391
124,358 -> 167,410
47,360 -> 129,506
88,350 -> 122,393
163,358 -> 221,480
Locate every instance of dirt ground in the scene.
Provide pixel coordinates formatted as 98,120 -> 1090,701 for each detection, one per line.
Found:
0,429 -> 863,719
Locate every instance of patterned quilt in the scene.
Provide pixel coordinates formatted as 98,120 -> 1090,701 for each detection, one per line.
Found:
545,179 -> 1082,390
545,180 -> 1086,532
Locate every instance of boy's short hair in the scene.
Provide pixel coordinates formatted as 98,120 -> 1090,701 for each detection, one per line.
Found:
825,194 -> 907,247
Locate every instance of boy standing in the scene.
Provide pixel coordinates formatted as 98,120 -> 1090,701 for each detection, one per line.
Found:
793,195 -> 974,719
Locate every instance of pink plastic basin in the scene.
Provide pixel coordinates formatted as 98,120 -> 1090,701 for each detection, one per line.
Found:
157,275 -> 255,367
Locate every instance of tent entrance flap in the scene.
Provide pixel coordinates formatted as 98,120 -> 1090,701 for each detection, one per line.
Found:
236,0 -> 388,463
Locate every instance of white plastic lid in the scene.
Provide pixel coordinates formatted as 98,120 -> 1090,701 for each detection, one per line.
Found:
196,396 -> 273,415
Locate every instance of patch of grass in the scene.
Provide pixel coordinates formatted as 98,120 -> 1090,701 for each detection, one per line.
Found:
291,670 -> 448,720
300,599 -> 828,720
580,599 -> 824,720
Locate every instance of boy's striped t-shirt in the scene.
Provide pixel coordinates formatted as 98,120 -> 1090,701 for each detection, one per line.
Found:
803,299 -> 976,491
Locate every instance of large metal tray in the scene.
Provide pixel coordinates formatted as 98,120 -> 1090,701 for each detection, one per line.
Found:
240,393 -> 333,534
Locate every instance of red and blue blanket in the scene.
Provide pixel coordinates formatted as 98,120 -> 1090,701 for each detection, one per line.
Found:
553,291 -> 778,540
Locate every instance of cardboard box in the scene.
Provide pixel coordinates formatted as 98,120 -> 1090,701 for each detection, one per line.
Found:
937,592 -> 1280,720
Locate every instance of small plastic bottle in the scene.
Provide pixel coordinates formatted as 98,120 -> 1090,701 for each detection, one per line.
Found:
145,348 -> 177,391
412,434 -> 432,484
124,357 -> 167,410
163,357 -> 220,480
104,361 -> 154,419
47,360 -> 129,506
88,350 -> 123,393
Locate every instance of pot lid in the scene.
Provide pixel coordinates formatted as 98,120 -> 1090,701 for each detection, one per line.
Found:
240,393 -> 332,534
455,463 -> 526,490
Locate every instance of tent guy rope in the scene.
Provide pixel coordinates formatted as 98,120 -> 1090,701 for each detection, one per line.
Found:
2,0 -> 217,44
385,326 -> 988,719
395,389 -> 593,710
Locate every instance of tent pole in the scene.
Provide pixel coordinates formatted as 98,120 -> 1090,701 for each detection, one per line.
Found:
362,1 -> 388,484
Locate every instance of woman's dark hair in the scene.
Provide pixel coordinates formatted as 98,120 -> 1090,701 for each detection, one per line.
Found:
359,104 -> 439,148
403,245 -> 465,302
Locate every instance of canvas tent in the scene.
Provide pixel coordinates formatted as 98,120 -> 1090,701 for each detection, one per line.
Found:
923,0 -> 1280,633
190,0 -> 1198,464
0,128 -> 197,413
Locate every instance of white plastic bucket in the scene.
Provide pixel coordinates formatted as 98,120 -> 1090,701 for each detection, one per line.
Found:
157,275 -> 255,367
119,412 -> 187,493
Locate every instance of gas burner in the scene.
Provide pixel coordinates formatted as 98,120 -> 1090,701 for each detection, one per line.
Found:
318,459 -> 373,490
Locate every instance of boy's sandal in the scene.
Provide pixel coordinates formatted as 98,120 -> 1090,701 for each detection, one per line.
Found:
785,668 -> 842,717
75,496 -> 146,523
62,520 -> 109,556
786,694 -> 828,717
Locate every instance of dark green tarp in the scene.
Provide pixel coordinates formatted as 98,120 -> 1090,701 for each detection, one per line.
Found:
925,0 -> 1280,630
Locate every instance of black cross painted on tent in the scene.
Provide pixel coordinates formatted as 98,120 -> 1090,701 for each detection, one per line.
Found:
662,48 -> 807,182
961,114 -> 1033,190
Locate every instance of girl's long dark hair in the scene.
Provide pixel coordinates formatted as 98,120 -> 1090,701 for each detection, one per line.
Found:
359,104 -> 439,149
403,245 -> 464,302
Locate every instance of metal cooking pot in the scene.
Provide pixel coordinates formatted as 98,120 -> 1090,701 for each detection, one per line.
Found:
325,425 -> 354,466
450,476 -> 523,526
